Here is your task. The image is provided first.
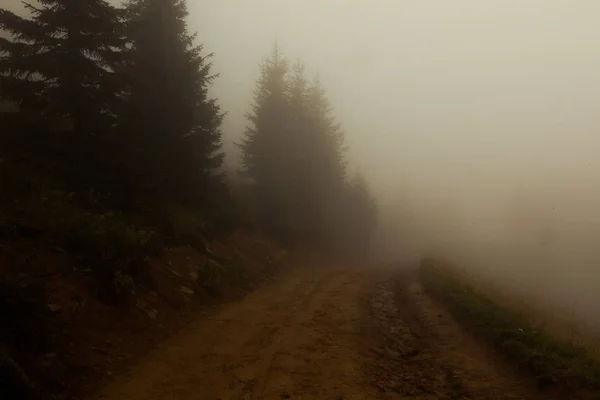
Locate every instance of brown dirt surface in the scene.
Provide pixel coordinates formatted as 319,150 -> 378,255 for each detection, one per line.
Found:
89,266 -> 551,400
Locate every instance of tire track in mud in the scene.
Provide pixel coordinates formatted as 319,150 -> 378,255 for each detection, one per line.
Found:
255,269 -> 378,399
363,269 -> 547,400
363,274 -> 453,398
172,269 -> 334,399
249,270 -> 335,399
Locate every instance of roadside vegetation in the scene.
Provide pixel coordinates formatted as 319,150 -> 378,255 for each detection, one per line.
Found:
420,259 -> 600,396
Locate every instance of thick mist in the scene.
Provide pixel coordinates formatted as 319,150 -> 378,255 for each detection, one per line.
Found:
4,0 -> 600,328
207,0 -> 600,330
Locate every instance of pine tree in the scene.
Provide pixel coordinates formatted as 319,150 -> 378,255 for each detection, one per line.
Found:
239,44 -> 294,237
0,0 -> 127,199
121,0 -> 224,210
0,0 -> 124,133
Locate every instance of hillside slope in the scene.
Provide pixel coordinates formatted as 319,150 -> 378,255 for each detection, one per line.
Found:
0,228 -> 286,399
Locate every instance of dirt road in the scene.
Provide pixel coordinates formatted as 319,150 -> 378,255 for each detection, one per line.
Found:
91,265 -> 545,400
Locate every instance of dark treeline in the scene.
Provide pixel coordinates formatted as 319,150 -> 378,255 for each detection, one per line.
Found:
0,0 -> 377,264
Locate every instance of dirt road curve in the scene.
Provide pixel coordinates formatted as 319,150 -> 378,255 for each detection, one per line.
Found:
91,266 -> 544,400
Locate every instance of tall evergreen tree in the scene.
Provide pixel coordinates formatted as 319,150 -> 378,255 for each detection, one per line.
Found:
121,0 -> 224,210
241,45 -> 378,255
0,0 -> 126,199
239,44 -> 295,237
0,0 -> 124,133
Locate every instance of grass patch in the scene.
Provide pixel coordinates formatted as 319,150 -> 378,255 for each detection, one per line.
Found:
419,259 -> 600,393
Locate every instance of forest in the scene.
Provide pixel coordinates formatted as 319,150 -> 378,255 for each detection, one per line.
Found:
0,0 -> 377,284
0,0 -> 376,397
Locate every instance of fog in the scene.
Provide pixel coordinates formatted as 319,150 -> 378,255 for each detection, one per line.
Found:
193,0 -> 600,328
5,1 -> 600,328
202,0 -> 600,330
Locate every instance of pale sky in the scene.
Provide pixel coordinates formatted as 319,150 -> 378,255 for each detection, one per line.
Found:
5,0 -> 600,326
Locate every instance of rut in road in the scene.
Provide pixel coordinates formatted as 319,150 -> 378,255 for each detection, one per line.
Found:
91,266 -> 547,400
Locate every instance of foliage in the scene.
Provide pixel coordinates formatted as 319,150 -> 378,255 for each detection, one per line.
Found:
239,44 -> 377,257
0,0 -> 377,309
0,0 -> 227,219
0,0 -> 124,132
420,260 -> 600,393
118,0 -> 225,211
0,0 -> 231,306
0,0 -> 126,202
239,44 -> 293,235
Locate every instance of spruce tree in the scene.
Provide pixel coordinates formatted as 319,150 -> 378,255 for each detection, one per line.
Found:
239,44 -> 294,237
0,0 -> 126,199
0,0 -> 124,133
121,0 -> 224,210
